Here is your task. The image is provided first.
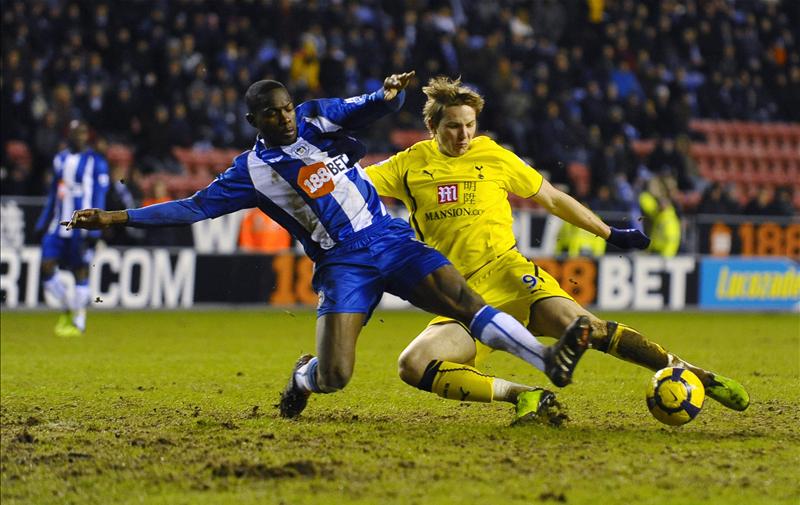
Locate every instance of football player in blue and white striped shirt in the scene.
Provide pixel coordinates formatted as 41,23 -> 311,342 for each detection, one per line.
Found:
64,73 -> 590,418
36,119 -> 109,337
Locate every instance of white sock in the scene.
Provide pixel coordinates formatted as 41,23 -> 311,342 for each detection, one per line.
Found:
44,274 -> 69,310
71,284 -> 91,331
469,306 -> 547,372
294,357 -> 321,393
491,378 -> 514,402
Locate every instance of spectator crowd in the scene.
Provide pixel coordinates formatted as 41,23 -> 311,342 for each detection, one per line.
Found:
2,0 -> 798,227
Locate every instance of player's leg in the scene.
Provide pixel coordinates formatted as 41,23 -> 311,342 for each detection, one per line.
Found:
61,234 -> 95,334
530,296 -> 750,411
70,265 -> 91,333
42,259 -> 67,308
40,234 -> 74,336
279,312 -> 365,419
403,263 -> 589,388
399,322 -> 545,404
279,249 -> 381,419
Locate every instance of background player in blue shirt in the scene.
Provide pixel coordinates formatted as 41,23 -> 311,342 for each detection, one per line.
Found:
63,72 -> 590,419
35,119 -> 109,337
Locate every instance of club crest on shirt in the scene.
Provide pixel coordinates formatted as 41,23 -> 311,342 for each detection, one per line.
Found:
293,145 -> 309,156
437,184 -> 458,204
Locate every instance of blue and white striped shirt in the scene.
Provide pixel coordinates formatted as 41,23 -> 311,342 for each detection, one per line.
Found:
37,148 -> 110,238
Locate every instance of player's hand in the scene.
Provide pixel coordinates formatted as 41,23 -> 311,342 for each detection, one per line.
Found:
607,227 -> 651,250
61,209 -> 117,230
382,70 -> 415,101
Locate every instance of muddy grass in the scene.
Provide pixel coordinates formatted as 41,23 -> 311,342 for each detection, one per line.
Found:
2,310 -> 798,505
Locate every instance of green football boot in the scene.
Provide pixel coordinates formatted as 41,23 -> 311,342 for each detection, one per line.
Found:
512,389 -> 562,426
54,313 -> 72,336
55,313 -> 83,338
704,373 -> 750,411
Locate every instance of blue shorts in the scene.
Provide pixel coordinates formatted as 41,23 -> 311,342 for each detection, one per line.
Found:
41,232 -> 94,269
312,219 -> 451,321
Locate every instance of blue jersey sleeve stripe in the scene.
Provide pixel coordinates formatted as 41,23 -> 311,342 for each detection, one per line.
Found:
127,199 -> 208,227
299,89 -> 405,132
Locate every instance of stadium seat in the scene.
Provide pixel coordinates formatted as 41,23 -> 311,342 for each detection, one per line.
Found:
361,152 -> 391,167
631,139 -> 655,159
567,162 -> 591,198
4,140 -> 32,167
674,191 -> 702,211
389,129 -> 429,149
172,147 -> 193,165
688,119 -> 799,198
106,144 -> 133,170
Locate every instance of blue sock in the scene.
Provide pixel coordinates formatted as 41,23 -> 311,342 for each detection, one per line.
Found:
469,305 -> 547,372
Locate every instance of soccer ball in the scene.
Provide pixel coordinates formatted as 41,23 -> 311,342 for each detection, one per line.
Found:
646,367 -> 705,426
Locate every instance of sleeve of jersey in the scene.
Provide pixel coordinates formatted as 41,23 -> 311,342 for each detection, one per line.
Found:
35,162 -> 59,232
497,144 -> 544,198
92,157 -> 110,210
127,162 -> 258,227
311,89 -> 405,131
364,153 -> 405,199
86,157 -> 111,238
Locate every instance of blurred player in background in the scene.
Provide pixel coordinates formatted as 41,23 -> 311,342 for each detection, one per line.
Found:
366,77 -> 749,422
35,119 -> 109,337
63,72 -> 592,420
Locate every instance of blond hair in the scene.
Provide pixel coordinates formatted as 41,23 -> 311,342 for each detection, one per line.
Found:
422,76 -> 485,134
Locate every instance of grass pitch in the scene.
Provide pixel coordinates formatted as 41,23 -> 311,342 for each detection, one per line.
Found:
1,309 -> 798,505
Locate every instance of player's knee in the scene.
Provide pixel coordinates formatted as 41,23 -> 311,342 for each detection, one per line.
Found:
397,348 -> 427,386
316,365 -> 352,392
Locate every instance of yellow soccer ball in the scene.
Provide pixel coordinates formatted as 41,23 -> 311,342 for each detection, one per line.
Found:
646,367 -> 705,426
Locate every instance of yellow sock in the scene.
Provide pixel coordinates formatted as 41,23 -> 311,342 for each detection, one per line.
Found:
417,360 -> 494,402
604,322 -> 670,371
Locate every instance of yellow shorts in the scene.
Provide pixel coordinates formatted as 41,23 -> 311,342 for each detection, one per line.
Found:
427,248 -> 575,365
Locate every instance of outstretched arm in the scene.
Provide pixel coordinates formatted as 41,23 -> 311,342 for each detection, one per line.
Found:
64,160 -> 258,230
63,198 -> 208,230
530,179 -> 650,250
312,71 -> 415,130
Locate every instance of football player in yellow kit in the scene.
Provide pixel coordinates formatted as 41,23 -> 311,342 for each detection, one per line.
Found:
366,77 -> 749,422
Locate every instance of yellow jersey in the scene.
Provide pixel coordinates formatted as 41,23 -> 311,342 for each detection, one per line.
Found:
366,136 -> 543,277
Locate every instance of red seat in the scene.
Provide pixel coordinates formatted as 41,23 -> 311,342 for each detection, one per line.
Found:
674,191 -> 702,212
389,129 -> 429,149
631,139 -> 655,159
567,162 -> 590,198
106,144 -> 133,170
5,140 -> 32,167
361,152 -> 392,167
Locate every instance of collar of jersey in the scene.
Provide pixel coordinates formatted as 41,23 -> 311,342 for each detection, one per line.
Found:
254,134 -> 304,163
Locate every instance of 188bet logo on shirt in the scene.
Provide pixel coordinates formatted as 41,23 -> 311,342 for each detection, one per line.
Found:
298,154 -> 349,198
